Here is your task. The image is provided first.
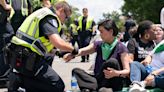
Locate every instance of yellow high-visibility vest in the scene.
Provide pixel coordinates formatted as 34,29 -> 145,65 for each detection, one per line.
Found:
11,7 -> 62,56
70,23 -> 78,35
9,0 -> 28,19
78,16 -> 93,31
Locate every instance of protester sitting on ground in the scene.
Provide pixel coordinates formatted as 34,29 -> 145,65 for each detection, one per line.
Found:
129,40 -> 164,92
123,15 -> 136,42
123,25 -> 138,46
64,19 -> 131,92
128,26 -> 138,39
117,32 -> 124,42
154,24 -> 164,45
127,20 -> 157,63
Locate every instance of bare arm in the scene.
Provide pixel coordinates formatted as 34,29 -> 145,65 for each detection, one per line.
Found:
78,43 -> 96,56
152,67 -> 164,75
118,52 -> 131,77
0,0 -> 11,10
128,53 -> 134,62
141,55 -> 152,66
49,34 -> 74,52
63,43 -> 96,62
103,52 -> 131,79
144,67 -> 164,87
92,25 -> 96,33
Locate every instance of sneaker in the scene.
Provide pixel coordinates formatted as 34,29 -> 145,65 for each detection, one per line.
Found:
17,87 -> 26,92
129,81 -> 147,92
81,89 -> 90,92
99,87 -> 113,92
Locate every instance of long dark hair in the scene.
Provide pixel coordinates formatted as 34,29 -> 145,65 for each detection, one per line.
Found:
133,20 -> 153,39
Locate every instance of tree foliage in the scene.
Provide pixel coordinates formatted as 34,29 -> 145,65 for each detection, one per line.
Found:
122,0 -> 164,23
98,11 -> 124,31
62,5 -> 80,38
65,6 -> 81,27
99,11 -> 120,23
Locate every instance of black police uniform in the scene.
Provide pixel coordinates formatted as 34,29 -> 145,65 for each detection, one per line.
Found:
8,9 -> 65,92
78,16 -> 96,62
10,0 -> 31,32
0,0 -> 14,78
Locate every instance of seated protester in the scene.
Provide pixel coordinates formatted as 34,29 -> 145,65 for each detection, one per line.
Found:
129,40 -> 164,92
154,24 -> 164,45
123,15 -> 136,42
127,20 -> 156,63
64,19 -> 131,91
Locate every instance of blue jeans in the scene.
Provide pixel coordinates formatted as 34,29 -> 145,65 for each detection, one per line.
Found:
155,73 -> 164,89
130,62 -> 164,89
130,61 -> 149,82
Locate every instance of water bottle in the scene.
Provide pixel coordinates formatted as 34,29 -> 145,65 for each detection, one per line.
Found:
145,64 -> 153,73
71,75 -> 78,92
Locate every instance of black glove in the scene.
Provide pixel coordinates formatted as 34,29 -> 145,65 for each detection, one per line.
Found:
71,47 -> 78,55
55,50 -> 69,58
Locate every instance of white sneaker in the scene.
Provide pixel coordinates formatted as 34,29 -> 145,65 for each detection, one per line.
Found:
99,87 -> 113,92
129,81 -> 147,92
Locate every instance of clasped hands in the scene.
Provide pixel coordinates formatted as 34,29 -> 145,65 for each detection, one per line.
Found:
103,67 -> 119,79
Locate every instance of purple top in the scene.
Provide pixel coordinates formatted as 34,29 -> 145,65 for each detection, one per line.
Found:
93,41 -> 129,76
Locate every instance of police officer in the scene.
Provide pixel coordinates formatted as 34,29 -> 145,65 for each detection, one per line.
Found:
0,0 -> 14,78
78,8 -> 96,62
8,1 -> 77,92
68,20 -> 79,46
9,0 -> 32,32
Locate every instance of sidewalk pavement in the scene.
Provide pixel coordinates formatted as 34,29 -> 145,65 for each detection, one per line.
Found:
0,34 -> 101,92
0,53 -> 96,92
52,53 -> 96,91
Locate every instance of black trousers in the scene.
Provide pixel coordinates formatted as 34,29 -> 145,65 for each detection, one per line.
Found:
8,62 -> 65,92
0,22 -> 14,77
72,58 -> 124,91
8,46 -> 65,92
70,35 -> 79,46
78,35 -> 91,62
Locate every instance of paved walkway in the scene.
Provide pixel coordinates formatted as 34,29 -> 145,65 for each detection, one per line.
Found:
0,53 -> 96,92
53,53 -> 96,91
0,34 -> 101,92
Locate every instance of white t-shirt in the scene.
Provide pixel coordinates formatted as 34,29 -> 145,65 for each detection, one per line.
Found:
150,51 -> 164,71
150,40 -> 164,71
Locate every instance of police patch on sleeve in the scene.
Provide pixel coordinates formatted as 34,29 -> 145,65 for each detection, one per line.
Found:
52,19 -> 58,28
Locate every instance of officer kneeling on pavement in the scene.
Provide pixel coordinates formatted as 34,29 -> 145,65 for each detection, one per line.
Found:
6,1 -> 78,92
